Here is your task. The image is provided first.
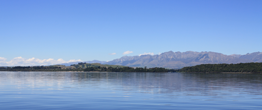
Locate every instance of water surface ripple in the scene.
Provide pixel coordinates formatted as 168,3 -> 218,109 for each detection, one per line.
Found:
0,72 -> 261,110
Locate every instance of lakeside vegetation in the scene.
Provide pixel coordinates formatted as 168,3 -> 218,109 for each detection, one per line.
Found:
1,62 -> 262,73
179,62 -> 262,73
0,62 -> 176,72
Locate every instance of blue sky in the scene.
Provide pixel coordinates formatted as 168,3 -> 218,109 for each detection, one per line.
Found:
0,0 -> 262,65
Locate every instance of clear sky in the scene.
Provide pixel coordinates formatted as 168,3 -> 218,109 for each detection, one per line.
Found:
0,0 -> 261,66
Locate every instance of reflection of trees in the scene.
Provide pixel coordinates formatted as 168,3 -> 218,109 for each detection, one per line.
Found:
0,72 -> 261,95
72,72 -> 262,95
180,73 -> 262,95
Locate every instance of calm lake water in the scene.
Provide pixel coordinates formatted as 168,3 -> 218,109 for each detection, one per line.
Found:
0,72 -> 261,110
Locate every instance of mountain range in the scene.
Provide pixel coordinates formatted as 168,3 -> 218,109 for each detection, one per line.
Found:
60,51 -> 262,69
106,51 -> 262,69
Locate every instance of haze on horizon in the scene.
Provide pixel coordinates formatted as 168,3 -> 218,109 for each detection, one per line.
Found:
1,0 -> 261,66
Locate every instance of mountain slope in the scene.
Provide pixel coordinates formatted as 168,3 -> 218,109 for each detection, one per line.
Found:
106,51 -> 262,69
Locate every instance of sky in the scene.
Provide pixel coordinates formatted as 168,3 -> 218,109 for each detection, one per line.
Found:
0,0 -> 262,66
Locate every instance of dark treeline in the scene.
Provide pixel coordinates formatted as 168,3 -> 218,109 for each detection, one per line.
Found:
84,66 -> 177,72
179,62 -> 262,73
4,62 -> 261,73
0,65 -> 177,72
0,66 -> 62,71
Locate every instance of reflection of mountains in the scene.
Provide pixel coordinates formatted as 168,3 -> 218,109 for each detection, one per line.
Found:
0,72 -> 261,95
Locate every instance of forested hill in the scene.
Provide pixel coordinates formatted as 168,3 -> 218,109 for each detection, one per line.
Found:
179,62 -> 262,73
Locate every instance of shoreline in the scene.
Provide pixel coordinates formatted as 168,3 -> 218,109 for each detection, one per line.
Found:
182,72 -> 262,74
0,71 -> 261,74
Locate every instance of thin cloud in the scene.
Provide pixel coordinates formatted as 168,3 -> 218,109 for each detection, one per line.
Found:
109,53 -> 116,55
123,51 -> 133,55
0,57 -> 82,66
0,57 -> 6,61
139,52 -> 154,56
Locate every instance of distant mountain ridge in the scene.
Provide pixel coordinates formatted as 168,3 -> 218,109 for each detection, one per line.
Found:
106,51 -> 262,69
59,60 -> 106,66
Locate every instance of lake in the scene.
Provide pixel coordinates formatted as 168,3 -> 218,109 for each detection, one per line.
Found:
0,72 -> 261,110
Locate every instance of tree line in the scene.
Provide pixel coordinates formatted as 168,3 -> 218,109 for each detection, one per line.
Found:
3,62 -> 261,73
84,66 -> 175,72
0,66 -> 62,71
179,62 -> 262,73
0,65 -> 177,72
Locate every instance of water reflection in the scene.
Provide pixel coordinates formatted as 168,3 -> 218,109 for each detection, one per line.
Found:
0,72 -> 261,96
